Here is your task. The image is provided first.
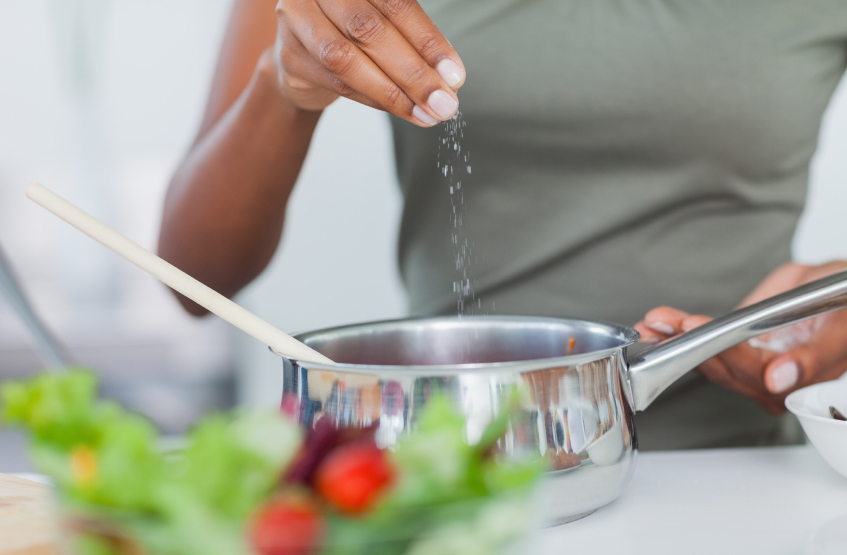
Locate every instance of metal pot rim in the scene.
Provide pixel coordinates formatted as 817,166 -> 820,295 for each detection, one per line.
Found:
272,315 -> 641,375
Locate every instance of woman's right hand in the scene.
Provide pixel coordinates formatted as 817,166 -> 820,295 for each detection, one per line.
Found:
272,0 -> 465,126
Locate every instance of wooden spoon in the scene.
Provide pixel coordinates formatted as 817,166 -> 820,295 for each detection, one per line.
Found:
26,182 -> 333,364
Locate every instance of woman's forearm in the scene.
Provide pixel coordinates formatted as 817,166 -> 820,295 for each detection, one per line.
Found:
159,53 -> 322,315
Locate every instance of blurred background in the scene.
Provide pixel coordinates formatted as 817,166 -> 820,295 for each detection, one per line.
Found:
1,0 -> 845,471
0,0 -> 406,470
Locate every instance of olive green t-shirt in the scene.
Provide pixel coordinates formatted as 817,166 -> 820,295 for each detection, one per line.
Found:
390,0 -> 847,449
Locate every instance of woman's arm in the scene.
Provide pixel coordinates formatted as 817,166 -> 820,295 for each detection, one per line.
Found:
159,0 -> 465,315
158,0 -> 316,315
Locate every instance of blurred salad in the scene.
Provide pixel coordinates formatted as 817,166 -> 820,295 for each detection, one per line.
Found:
1,370 -> 543,555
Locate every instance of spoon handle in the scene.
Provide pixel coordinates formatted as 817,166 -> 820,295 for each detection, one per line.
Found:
26,182 -> 333,364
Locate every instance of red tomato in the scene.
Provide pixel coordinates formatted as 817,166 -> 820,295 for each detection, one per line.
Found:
249,494 -> 323,555
314,442 -> 395,514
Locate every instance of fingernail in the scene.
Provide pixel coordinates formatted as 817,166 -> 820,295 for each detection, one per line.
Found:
436,59 -> 464,87
769,361 -> 799,393
427,90 -> 458,119
640,337 -> 660,345
646,321 -> 675,335
412,105 -> 437,125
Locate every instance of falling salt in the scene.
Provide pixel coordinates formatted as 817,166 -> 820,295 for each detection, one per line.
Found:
436,110 -> 482,318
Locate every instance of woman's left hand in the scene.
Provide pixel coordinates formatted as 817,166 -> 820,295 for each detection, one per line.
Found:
634,261 -> 847,414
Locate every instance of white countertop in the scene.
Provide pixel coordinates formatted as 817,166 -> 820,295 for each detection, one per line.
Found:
8,445 -> 847,553
539,445 -> 847,554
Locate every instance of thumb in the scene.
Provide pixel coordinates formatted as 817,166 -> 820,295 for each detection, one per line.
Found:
763,355 -> 802,395
763,330 -> 847,394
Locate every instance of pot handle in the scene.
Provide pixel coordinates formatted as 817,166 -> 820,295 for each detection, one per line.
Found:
627,269 -> 847,411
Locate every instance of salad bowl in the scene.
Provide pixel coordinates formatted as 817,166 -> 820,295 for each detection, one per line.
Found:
2,371 -> 544,555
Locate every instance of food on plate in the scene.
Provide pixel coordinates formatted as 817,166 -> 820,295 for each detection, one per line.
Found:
1,370 -> 543,555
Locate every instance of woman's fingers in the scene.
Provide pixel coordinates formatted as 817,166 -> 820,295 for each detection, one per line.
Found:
679,314 -> 712,333
642,306 -> 691,336
639,258 -> 847,412
368,0 -> 466,88
316,0 -> 459,121
275,26 -> 343,110
695,355 -> 784,413
638,308 -> 783,408
276,0 -> 461,125
677,313 -> 778,393
764,312 -> 847,394
281,0 -> 427,123
634,307 -> 698,343
711,342 -> 775,392
632,322 -> 663,344
277,25 -> 384,111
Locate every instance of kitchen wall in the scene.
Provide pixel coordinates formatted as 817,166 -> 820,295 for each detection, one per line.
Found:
0,0 -> 406,440
795,75 -> 847,264
0,0 -> 845,450
0,0 -> 239,435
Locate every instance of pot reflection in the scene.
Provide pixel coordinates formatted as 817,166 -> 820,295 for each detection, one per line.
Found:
279,316 -> 639,525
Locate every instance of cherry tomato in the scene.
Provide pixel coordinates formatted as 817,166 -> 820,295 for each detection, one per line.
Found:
284,420 -> 378,486
249,494 -> 323,555
314,442 -> 395,514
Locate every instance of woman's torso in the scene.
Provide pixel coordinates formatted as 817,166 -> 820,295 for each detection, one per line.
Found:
392,0 -> 847,324
389,0 -> 847,449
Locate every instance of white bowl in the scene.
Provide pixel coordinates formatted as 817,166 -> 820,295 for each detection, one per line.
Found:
786,378 -> 847,479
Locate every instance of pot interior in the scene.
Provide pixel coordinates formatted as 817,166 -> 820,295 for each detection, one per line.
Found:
294,316 -> 639,366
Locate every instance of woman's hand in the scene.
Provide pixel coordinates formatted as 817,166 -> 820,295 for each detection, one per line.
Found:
272,0 -> 465,126
634,262 -> 847,414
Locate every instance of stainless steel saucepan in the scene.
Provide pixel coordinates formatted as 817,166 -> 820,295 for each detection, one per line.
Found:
277,270 -> 847,525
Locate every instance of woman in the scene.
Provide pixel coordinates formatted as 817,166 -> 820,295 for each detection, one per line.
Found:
158,0 -> 847,449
